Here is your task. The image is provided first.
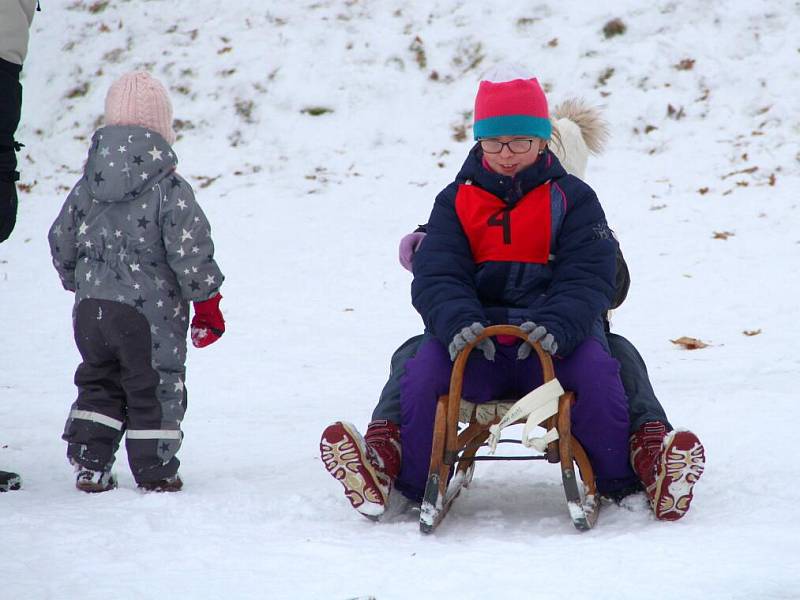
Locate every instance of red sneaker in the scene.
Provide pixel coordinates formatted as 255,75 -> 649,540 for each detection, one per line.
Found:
320,420 -> 401,519
630,422 -> 705,521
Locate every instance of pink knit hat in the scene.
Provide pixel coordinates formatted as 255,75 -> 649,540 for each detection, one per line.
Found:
104,71 -> 176,144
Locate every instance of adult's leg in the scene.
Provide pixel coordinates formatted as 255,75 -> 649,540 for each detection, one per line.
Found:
0,58 -> 22,243
0,50 -> 26,487
607,332 -> 672,432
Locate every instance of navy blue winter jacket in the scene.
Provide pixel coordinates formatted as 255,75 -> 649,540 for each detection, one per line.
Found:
411,144 -> 617,358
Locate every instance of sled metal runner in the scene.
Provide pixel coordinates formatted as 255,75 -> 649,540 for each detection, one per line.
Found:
419,325 -> 600,534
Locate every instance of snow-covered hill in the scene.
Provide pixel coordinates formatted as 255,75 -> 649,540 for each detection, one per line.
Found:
2,1 -> 798,598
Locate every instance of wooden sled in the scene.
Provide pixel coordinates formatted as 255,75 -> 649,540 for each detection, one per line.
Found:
419,324 -> 599,533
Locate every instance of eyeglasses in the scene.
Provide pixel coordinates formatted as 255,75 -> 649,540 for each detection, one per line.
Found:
479,138 -> 536,154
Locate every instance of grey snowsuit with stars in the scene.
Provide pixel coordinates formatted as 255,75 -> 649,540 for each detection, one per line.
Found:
48,124 -> 224,483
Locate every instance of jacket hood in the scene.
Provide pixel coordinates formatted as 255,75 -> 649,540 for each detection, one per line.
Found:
455,144 -> 567,205
83,125 -> 177,202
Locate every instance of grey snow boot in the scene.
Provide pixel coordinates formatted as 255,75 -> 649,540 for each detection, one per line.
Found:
75,467 -> 118,493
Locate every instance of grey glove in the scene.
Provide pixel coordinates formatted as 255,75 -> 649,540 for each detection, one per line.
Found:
448,322 -> 495,362
517,321 -> 558,359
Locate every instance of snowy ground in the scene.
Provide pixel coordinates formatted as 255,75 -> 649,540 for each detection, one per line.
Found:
1,1 -> 799,598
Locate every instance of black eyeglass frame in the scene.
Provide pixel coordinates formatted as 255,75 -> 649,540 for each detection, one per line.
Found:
478,138 -> 537,154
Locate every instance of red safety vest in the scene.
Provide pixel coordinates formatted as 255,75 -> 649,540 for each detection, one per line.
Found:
454,182 -> 551,264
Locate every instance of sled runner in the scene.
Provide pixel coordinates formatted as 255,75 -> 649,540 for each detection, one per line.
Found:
420,325 -> 599,533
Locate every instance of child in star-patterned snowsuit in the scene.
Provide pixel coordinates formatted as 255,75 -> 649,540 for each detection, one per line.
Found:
48,71 -> 225,492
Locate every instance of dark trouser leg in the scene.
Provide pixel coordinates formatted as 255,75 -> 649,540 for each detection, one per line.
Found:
372,334 -> 424,423
110,306 -> 182,484
0,59 -> 22,143
0,62 -> 22,481
63,300 -> 127,472
0,176 -> 18,243
0,58 -> 22,243
606,332 -> 672,433
124,382 -> 185,484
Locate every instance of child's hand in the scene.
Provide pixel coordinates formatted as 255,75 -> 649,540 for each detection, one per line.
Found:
399,231 -> 426,272
191,293 -> 225,348
449,322 -> 495,362
517,321 -> 558,359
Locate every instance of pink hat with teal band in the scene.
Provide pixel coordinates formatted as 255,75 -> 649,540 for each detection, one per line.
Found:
473,78 -> 551,141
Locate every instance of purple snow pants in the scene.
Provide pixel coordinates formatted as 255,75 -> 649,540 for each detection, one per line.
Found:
395,335 -> 638,501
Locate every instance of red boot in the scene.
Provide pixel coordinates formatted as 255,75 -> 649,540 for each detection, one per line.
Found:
630,422 -> 705,520
320,420 -> 401,519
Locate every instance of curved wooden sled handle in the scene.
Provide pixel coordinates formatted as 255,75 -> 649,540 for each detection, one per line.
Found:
446,325 -> 554,453
422,324 -> 598,532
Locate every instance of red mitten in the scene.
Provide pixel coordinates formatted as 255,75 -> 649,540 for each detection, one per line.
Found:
191,293 -> 225,348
